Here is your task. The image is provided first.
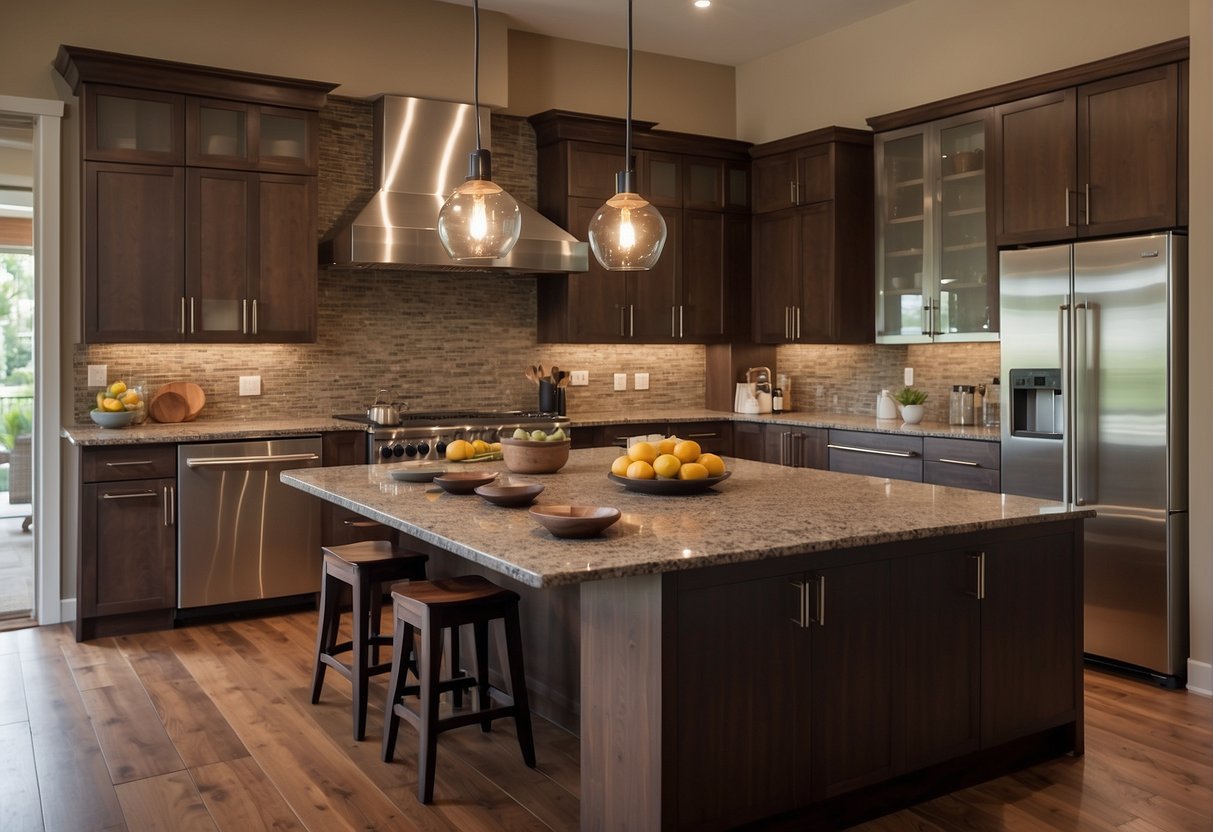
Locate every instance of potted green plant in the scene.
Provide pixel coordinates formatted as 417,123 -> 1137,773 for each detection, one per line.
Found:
893,387 -> 928,424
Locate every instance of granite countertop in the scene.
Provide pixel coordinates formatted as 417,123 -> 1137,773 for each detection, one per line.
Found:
61,417 -> 365,446
61,409 -> 999,446
282,447 -> 1085,588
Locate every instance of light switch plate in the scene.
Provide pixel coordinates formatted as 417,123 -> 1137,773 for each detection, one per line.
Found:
613,373 -> 627,391
634,372 -> 650,391
904,367 -> 914,386
239,375 -> 262,396
87,364 -> 107,387
571,370 -> 589,386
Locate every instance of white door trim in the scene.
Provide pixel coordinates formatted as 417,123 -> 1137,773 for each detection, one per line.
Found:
0,94 -> 65,626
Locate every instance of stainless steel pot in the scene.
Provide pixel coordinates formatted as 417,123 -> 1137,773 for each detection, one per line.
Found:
367,390 -> 402,425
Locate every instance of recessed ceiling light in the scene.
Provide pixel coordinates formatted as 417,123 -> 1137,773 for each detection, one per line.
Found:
694,0 -> 711,8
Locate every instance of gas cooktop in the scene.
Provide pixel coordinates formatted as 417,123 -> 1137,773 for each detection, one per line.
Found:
332,410 -> 566,429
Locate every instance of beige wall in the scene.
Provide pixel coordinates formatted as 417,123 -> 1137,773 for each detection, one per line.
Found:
736,0 -> 1191,141
505,30 -> 736,137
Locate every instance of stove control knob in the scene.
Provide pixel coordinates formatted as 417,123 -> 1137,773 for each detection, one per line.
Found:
433,440 -> 447,457
392,444 -> 405,457
379,445 -> 394,459
401,444 -> 416,457
417,441 -> 431,457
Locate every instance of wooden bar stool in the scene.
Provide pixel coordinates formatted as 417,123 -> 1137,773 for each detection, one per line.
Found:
382,574 -> 536,804
311,540 -> 429,741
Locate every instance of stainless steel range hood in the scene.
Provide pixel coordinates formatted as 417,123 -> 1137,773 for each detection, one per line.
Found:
320,96 -> 587,274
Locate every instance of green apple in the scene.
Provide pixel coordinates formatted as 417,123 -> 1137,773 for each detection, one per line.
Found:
512,427 -> 529,440
530,429 -> 547,441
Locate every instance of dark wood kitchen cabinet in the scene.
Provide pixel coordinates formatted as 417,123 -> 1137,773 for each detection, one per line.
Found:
78,444 -> 178,640
56,45 -> 335,344
993,63 -> 1182,245
828,429 -> 923,481
750,128 -> 873,344
320,431 -> 396,547
734,421 -> 826,468
531,110 -> 751,344
922,436 -> 1000,492
574,420 -> 732,456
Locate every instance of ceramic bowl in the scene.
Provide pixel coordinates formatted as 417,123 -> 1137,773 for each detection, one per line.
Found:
432,471 -> 498,494
529,505 -> 620,538
388,462 -> 448,483
898,403 -> 925,425
89,409 -> 135,429
474,482 -> 545,507
500,438 -> 571,474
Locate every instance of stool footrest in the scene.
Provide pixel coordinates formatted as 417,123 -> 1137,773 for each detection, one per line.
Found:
319,653 -> 353,681
392,701 -> 519,735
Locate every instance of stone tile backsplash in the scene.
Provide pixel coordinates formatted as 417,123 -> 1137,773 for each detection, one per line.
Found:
72,95 -> 999,425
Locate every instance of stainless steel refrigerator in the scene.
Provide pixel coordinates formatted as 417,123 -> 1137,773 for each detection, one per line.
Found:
1000,232 -> 1187,686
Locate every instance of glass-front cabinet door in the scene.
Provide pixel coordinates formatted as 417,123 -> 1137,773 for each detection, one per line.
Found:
876,110 -> 998,343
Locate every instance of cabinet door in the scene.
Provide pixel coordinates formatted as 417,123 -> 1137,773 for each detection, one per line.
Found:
680,210 -> 725,339
899,550 -> 981,770
83,85 -> 184,164
675,573 -> 811,828
752,210 -> 798,343
684,157 -> 723,210
564,198 -> 629,341
186,168 -> 256,341
81,478 -> 176,617
752,153 -> 798,214
796,145 -> 833,205
640,151 -> 682,208
628,210 -> 680,341
724,162 -> 750,213
809,560 -> 897,798
253,174 -> 317,341
993,89 -> 1077,245
255,105 -> 318,174
84,162 -> 185,343
797,202 -> 837,342
980,534 -> 1080,747
732,421 -> 765,461
795,428 -> 828,469
876,129 -> 929,342
1078,64 -> 1178,237
187,98 -> 252,169
762,424 -> 793,465
675,421 -> 732,456
567,143 -> 626,200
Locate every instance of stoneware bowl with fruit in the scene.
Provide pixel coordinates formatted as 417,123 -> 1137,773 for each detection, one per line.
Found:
90,409 -> 135,429
501,427 -> 571,474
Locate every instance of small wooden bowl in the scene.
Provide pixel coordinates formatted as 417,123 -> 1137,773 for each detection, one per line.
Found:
432,471 -> 498,494
500,438 -> 571,474
529,505 -> 620,538
475,482 -> 545,507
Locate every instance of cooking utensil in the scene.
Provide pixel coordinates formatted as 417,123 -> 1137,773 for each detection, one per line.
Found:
548,365 -> 559,384
367,389 -> 400,426
556,372 -> 570,388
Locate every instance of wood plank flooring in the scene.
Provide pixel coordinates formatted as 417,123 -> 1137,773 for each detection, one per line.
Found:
0,611 -> 1208,831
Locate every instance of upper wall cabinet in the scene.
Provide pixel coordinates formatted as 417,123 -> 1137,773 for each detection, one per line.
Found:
993,64 -> 1180,245
750,128 -> 874,345
876,112 -> 998,343
56,45 -> 335,344
530,111 -> 752,344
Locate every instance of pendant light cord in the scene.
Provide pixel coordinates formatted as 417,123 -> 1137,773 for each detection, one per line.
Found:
473,0 -> 482,151
625,0 -> 633,175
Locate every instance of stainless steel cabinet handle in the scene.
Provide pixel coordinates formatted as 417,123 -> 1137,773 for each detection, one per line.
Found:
679,305 -> 684,338
189,297 -> 196,334
826,443 -> 918,458
685,432 -> 718,439
790,180 -> 797,206
180,297 -> 186,334
795,306 -> 801,340
252,299 -> 258,334
671,305 -> 677,338
967,552 -> 986,599
619,306 -> 626,337
343,518 -> 381,528
242,299 -> 249,335
1064,188 -> 1070,227
781,431 -> 791,466
938,457 -> 980,467
923,298 -> 931,337
789,580 -> 808,627
102,490 -> 157,500
163,485 -> 175,526
629,304 -> 634,337
185,453 -> 320,468
105,460 -> 154,468
809,576 -> 826,626
1084,183 -> 1090,225
784,306 -> 790,339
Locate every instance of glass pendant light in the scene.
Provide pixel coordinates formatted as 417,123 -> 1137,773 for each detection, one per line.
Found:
588,0 -> 667,271
438,0 -> 521,261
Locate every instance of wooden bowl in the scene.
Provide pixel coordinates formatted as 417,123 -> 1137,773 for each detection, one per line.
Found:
432,471 -> 498,494
500,438 -> 571,474
148,391 -> 190,423
474,482 -> 545,507
158,382 -> 205,420
529,505 -> 620,538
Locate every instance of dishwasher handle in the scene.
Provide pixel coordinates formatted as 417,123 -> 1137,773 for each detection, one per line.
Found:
185,452 -> 320,468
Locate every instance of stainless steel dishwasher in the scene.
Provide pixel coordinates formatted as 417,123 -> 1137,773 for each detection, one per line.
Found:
177,436 -> 323,608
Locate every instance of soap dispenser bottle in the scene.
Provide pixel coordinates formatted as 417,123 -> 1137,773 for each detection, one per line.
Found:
876,389 -> 898,420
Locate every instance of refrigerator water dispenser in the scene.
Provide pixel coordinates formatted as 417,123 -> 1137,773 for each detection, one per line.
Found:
1009,369 -> 1063,438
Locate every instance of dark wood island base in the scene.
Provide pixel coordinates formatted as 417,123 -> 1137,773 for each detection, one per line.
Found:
579,519 -> 1084,831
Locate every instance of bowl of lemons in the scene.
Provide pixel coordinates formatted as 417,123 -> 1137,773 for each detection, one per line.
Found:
608,436 -> 730,494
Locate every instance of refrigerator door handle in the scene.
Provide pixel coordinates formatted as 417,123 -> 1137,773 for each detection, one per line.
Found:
1059,296 -> 1072,507
1073,301 -> 1094,506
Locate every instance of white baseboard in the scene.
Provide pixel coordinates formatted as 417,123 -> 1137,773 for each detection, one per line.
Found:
1187,659 -> 1212,696
59,598 -> 75,626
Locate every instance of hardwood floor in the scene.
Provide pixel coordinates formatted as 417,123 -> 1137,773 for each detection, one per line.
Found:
0,611 -> 1208,831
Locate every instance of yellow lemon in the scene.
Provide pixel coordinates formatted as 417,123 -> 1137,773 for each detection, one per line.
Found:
445,439 -> 471,461
673,440 -> 702,463
697,453 -> 726,477
657,436 -> 678,455
628,441 -> 658,464
610,455 -> 632,477
678,462 -> 709,480
471,439 -> 490,455
108,380 -> 127,396
490,441 -> 502,452
96,392 -> 106,410
626,460 -> 656,479
120,390 -> 141,405
653,453 -> 682,478
102,397 -> 125,412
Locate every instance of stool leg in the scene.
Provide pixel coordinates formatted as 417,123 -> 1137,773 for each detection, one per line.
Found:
503,605 -> 536,768
418,619 -> 444,804
370,582 -> 383,666
382,614 -> 412,763
351,572 -> 371,741
310,570 -> 339,704
449,625 -> 463,709
473,619 -> 491,732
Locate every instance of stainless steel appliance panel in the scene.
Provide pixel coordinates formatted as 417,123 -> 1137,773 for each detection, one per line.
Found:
999,244 -> 1070,500
177,437 -> 322,608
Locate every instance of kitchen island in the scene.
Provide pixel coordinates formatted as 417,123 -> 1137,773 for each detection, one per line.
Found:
284,448 -> 1090,831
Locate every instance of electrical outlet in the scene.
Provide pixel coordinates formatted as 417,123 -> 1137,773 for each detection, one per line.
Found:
239,375 -> 262,396
634,372 -> 650,391
571,370 -> 589,386
87,364 -> 107,386
613,373 -> 627,391
904,367 -> 914,386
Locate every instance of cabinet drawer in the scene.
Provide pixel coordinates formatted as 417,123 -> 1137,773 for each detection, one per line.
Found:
827,430 -> 923,481
595,422 -> 670,449
923,438 -> 1000,470
672,421 -> 733,456
83,445 -> 177,483
924,462 -> 1001,493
